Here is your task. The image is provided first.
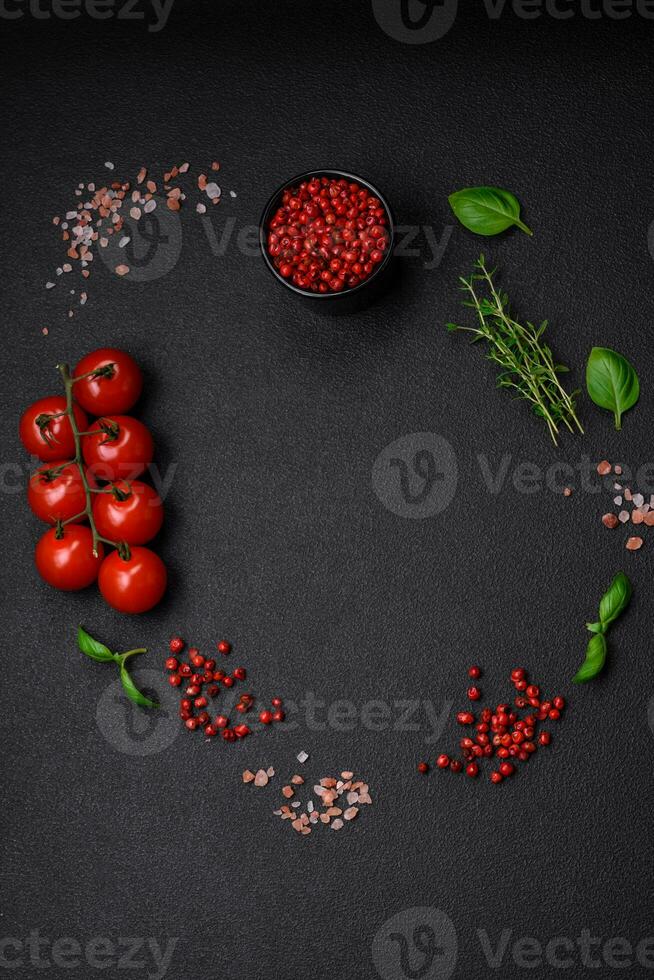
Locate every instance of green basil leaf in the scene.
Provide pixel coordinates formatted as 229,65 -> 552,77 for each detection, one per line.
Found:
119,666 -> 158,709
77,625 -> 115,663
586,347 -> 639,430
573,633 -> 608,684
448,186 -> 533,237
598,571 -> 632,629
585,621 -> 606,635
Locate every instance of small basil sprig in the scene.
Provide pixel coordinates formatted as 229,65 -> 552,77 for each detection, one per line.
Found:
586,347 -> 639,431
574,572 -> 632,683
448,186 -> 533,237
77,626 -> 158,708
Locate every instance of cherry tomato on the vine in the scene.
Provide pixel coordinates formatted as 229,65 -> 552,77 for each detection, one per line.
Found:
28,460 -> 96,524
98,546 -> 167,613
19,397 -> 88,462
73,348 -> 143,415
82,415 -> 154,481
35,525 -> 104,590
92,480 -> 164,545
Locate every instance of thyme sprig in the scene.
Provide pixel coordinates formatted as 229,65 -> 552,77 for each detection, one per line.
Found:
447,255 -> 584,446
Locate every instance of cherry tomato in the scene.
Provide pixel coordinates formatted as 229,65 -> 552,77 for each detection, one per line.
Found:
73,348 -> 143,415
82,415 -> 154,481
28,460 -> 96,524
93,480 -> 164,544
98,547 -> 167,613
19,397 -> 88,462
35,525 -> 104,590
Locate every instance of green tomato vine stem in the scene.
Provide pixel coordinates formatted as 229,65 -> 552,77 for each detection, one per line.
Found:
55,362 -> 129,560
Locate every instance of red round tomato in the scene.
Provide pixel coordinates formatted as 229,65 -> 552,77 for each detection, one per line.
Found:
93,480 -> 164,544
28,460 -> 96,524
82,415 -> 154,481
20,397 -> 88,462
98,547 -> 167,613
35,525 -> 104,590
73,348 -> 143,415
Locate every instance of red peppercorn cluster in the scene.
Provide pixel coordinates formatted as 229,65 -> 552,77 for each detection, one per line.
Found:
418,666 -> 566,783
266,176 -> 390,293
166,636 -> 286,741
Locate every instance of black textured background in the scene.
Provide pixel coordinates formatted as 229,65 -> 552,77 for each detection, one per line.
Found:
2,3 -> 654,978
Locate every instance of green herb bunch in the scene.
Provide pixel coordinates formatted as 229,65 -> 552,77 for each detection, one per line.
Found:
573,572 -> 631,683
77,626 -> 158,708
447,256 -> 584,446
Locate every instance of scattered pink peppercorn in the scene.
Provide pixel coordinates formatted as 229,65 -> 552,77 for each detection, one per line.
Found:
417,762 -> 429,774
217,640 -> 231,655
169,636 -> 184,654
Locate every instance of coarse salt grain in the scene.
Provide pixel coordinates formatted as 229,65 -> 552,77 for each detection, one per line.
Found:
205,182 -> 221,200
297,751 -> 309,763
104,161 -> 114,170
626,536 -> 643,551
115,264 -> 130,276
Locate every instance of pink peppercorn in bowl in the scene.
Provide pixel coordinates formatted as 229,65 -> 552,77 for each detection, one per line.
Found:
259,170 -> 396,312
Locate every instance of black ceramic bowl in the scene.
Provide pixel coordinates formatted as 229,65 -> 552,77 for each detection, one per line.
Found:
259,169 -> 396,313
